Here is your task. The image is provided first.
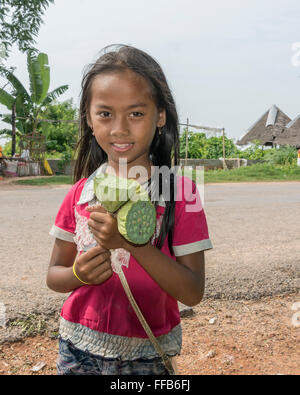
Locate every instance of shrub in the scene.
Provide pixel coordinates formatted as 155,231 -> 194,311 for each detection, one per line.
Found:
264,145 -> 297,166
238,140 -> 266,160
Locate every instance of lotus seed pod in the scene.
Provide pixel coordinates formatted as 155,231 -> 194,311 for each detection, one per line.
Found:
117,199 -> 156,244
93,173 -> 140,212
93,172 -> 156,243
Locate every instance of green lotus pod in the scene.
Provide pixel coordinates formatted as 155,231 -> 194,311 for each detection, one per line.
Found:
94,173 -> 140,213
117,198 -> 156,244
93,172 -> 156,244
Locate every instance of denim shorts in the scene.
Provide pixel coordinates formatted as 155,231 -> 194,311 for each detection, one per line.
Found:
57,337 -> 170,375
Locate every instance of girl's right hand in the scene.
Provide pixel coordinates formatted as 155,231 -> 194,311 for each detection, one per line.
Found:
74,245 -> 113,285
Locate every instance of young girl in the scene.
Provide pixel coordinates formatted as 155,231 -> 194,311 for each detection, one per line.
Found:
47,44 -> 212,375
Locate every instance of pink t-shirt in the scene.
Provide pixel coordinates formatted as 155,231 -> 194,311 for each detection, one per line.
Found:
50,171 -> 212,342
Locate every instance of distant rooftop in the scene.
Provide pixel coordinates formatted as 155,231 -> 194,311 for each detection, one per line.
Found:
237,105 -> 291,146
286,114 -> 300,129
265,105 -> 278,127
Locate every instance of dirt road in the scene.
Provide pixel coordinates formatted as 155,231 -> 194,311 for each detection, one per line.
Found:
0,180 -> 299,374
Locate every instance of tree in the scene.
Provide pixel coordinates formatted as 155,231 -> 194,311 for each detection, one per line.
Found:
179,130 -> 207,159
40,99 -> 78,154
0,0 -> 54,57
179,129 -> 240,159
204,136 -> 240,159
0,51 -> 68,154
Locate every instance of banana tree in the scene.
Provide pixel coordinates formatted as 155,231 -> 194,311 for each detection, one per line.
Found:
0,50 -> 69,154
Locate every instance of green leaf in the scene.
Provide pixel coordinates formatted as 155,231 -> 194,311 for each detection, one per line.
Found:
37,52 -> 50,102
27,50 -> 43,104
0,65 -> 31,101
0,128 -> 12,137
15,94 -> 27,118
1,114 -> 12,124
0,88 -> 14,109
1,0 -> 54,55
42,85 -> 69,106
16,120 -> 24,134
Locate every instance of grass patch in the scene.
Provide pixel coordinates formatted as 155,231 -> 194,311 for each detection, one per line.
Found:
12,164 -> 300,186
179,163 -> 300,183
9,314 -> 46,336
15,175 -> 73,185
203,163 -> 300,183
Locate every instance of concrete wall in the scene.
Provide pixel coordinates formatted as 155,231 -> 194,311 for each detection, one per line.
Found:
179,158 -> 263,170
47,159 -> 75,175
47,158 -> 263,175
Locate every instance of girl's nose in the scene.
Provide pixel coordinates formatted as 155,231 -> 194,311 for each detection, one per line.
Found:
110,117 -> 130,136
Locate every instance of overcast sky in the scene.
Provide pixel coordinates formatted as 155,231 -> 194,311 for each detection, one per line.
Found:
1,0 -> 300,145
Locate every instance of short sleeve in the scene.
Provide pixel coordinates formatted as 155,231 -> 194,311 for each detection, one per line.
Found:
49,179 -> 86,243
172,176 -> 213,257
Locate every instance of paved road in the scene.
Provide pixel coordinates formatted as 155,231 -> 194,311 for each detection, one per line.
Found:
203,182 -> 300,300
0,181 -> 299,341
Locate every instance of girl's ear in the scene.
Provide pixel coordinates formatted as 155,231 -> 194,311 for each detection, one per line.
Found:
157,108 -> 166,128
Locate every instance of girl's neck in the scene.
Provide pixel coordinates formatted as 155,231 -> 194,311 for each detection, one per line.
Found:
105,157 -> 153,184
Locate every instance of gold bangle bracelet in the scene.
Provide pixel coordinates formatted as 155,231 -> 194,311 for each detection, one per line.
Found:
72,261 -> 91,285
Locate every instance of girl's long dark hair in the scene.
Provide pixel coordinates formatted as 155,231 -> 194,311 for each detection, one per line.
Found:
74,44 -> 180,255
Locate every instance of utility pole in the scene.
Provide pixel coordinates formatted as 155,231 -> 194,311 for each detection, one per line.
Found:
11,101 -> 16,157
185,117 -> 189,166
222,128 -> 227,170
179,121 -> 227,170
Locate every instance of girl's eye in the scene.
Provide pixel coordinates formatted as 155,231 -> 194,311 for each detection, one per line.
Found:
130,112 -> 143,117
98,111 -> 111,118
97,111 -> 143,118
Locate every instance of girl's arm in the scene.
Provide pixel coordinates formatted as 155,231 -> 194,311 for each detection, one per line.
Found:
86,205 -> 205,306
46,238 -> 79,293
46,238 -> 113,293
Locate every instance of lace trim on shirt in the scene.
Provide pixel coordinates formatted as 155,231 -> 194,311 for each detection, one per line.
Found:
59,317 -> 182,361
73,209 -> 96,252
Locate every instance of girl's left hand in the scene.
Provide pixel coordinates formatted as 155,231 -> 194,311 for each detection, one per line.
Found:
86,205 -> 128,250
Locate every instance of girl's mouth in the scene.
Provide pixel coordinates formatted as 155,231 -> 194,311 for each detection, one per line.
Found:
111,143 -> 134,152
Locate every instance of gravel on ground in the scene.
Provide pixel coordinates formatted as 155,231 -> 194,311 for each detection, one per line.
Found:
0,180 -> 299,374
